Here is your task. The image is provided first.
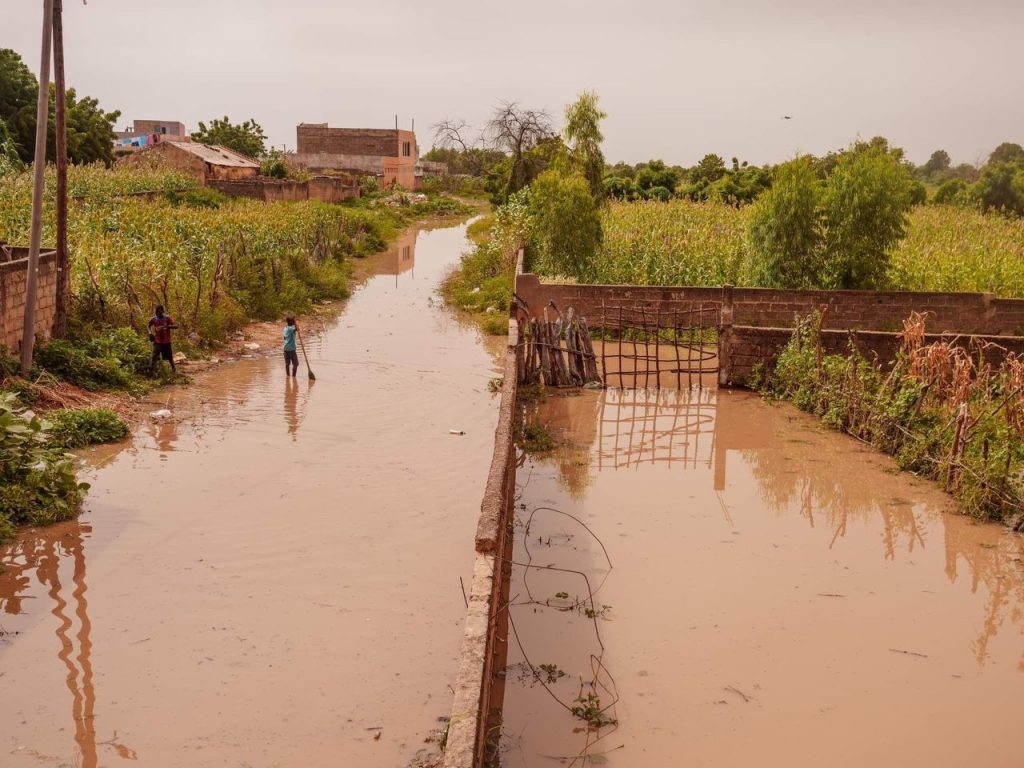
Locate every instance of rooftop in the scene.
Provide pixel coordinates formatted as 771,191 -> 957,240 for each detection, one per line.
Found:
165,141 -> 259,168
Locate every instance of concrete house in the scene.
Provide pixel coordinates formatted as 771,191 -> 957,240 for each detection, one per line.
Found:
114,119 -> 188,151
123,141 -> 260,185
293,124 -> 419,189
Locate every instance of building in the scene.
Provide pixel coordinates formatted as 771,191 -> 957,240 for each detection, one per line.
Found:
114,119 -> 188,152
293,124 -> 419,189
122,141 -> 259,184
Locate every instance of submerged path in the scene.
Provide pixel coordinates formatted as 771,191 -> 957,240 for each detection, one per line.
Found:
0,220 -> 501,767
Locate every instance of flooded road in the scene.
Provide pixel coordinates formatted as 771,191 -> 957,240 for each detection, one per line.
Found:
502,387 -> 1024,768
0,220 -> 502,767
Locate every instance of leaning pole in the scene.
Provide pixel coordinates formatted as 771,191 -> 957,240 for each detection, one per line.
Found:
21,0 -> 56,377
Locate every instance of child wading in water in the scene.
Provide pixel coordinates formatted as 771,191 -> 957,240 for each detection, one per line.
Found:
283,315 -> 299,377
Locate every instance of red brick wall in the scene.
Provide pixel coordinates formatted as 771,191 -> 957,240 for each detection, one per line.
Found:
515,273 -> 1024,336
723,326 -> 1024,385
1,251 -> 58,353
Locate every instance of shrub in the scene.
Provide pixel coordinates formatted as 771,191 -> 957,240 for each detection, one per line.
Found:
165,187 -> 226,209
0,393 -> 88,540
34,339 -> 138,391
976,162 -> 1024,215
821,145 -> 913,289
749,157 -> 823,288
47,408 -> 130,448
932,178 -> 970,206
642,185 -> 672,202
528,170 -> 602,280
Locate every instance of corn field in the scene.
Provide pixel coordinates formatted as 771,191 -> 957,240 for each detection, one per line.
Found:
0,165 -> 396,342
590,200 -> 1024,297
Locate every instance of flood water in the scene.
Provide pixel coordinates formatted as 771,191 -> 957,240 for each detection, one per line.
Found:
0,220 -> 502,767
502,387 -> 1024,768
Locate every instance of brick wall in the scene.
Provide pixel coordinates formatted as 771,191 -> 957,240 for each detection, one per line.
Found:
724,326 -> 1024,385
296,125 -> 400,156
515,273 -> 1024,336
1,250 -> 58,354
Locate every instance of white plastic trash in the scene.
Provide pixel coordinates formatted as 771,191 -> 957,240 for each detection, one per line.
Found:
150,409 -> 172,420
449,429 -> 466,435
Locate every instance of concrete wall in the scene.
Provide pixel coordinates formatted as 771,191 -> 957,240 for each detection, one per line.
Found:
294,125 -> 419,189
443,318 -> 519,768
1,250 -> 58,353
209,176 -> 360,204
514,275 -> 1024,336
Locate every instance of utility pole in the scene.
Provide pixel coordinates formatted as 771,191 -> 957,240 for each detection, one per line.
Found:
21,0 -> 55,376
53,0 -> 69,338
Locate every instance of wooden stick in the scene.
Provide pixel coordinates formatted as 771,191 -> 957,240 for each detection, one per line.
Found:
297,328 -> 316,381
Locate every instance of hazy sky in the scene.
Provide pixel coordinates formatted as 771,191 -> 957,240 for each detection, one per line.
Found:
4,0 -> 1022,166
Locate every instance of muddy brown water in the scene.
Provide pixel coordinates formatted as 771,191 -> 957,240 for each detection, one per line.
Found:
0,220 -> 502,767
502,387 -> 1024,768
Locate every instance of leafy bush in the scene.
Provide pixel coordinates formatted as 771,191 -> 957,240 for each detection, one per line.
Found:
528,170 -> 602,279
0,393 -> 88,541
47,408 -> 129,448
932,178 -> 970,206
165,187 -> 227,209
34,339 -> 138,391
749,157 -> 823,288
643,185 -> 672,202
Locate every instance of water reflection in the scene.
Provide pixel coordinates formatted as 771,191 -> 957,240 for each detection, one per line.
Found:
1,522 -> 99,766
378,229 -> 416,287
532,387 -> 1024,670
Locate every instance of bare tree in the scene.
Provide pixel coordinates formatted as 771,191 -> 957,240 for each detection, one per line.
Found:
485,101 -> 555,196
432,118 -> 477,154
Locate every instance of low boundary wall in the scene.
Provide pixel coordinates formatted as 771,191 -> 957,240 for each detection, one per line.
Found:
515,274 -> 1024,336
443,317 -> 519,768
0,249 -> 58,352
209,176 -> 359,204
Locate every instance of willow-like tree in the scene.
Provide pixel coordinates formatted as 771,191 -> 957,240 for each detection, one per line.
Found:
563,91 -> 606,201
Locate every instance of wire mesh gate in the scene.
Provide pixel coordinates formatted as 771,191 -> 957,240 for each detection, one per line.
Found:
596,302 -> 720,389
515,300 -> 721,389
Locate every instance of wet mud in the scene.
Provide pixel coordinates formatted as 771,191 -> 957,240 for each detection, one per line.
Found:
0,221 -> 501,767
503,387 -> 1024,767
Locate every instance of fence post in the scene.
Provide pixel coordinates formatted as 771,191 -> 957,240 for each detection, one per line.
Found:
718,284 -> 734,387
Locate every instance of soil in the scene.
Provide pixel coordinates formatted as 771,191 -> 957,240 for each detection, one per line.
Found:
502,387 -> 1024,767
0,219 -> 503,768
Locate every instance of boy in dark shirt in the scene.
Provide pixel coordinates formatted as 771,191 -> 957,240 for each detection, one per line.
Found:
148,305 -> 178,376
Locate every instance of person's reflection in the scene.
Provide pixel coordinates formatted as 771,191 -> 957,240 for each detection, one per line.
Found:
284,376 -> 299,440
145,416 -> 178,456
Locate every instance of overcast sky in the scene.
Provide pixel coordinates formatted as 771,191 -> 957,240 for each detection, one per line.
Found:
4,0 -> 1022,166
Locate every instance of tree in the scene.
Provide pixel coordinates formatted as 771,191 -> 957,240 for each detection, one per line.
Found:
0,48 -> 38,163
192,116 -> 267,158
988,142 -> 1024,167
821,146 -> 913,289
690,154 -> 727,186
922,149 -> 951,176
975,163 -> 1024,215
634,160 -> 679,194
563,91 -> 607,201
528,170 -> 602,280
932,178 -> 970,206
0,117 -> 23,172
485,101 -> 555,200
0,48 -> 118,166
748,157 -> 824,288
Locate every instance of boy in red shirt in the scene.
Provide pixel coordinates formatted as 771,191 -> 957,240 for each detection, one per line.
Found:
148,305 -> 178,376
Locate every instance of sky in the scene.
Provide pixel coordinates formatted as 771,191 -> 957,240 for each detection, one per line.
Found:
3,0 -> 1022,167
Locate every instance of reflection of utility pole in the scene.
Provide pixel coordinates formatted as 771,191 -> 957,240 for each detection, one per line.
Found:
41,525 -> 97,767
20,0 -> 55,376
53,0 -> 70,338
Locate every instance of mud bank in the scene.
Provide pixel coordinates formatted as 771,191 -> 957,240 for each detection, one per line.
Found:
502,387 -> 1024,767
0,221 -> 501,767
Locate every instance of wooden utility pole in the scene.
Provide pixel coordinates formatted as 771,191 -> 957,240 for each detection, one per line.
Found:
21,0 -> 55,376
53,0 -> 69,338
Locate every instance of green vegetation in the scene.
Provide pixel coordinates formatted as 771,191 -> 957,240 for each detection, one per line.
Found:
759,314 -> 1024,527
0,48 -> 120,167
0,393 -> 88,542
190,116 -> 267,158
46,408 -> 129,448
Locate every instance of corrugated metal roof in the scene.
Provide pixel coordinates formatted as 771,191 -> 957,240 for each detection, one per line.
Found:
165,141 -> 259,168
